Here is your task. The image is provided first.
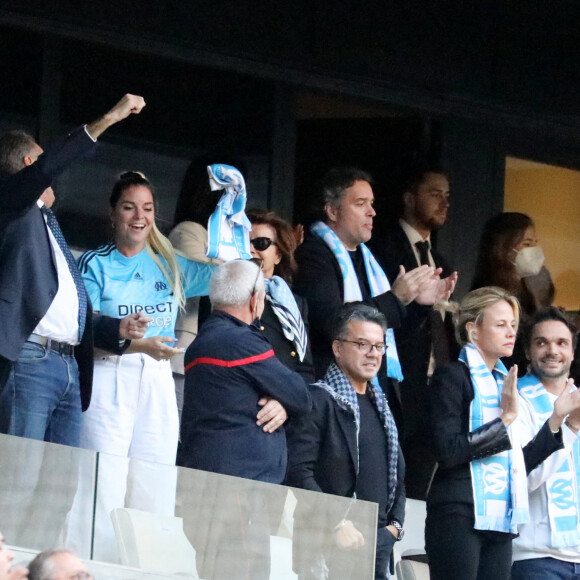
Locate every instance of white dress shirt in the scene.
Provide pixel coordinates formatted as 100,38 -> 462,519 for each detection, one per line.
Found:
32,199 -> 80,345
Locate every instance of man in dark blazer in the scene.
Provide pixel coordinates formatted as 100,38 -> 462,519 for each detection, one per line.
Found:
370,166 -> 458,499
0,94 -> 148,447
294,167 -> 455,431
286,303 -> 405,580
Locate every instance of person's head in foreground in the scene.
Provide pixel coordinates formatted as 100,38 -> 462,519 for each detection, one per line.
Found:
27,550 -> 90,580
209,259 -> 266,323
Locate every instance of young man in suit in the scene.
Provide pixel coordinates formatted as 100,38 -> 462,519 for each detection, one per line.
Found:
513,308 -> 580,579
370,166 -> 458,499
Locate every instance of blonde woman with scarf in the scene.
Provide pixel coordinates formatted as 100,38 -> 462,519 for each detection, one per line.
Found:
426,286 -> 564,580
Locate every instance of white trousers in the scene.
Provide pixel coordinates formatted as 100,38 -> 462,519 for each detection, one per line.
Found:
81,353 -> 179,463
69,353 -> 178,562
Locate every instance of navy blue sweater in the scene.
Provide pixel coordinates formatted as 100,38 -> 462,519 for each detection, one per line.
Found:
180,311 -> 311,483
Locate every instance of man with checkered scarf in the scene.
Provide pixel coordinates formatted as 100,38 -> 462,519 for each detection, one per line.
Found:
286,303 -> 405,580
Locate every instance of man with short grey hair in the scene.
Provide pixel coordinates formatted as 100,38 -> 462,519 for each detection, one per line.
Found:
179,259 -> 311,482
27,550 -> 90,580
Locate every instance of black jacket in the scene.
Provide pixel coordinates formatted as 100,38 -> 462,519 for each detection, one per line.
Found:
369,222 -> 455,380
286,383 -> 405,521
259,294 -> 315,384
428,361 -> 564,507
286,382 -> 405,574
180,311 -> 311,483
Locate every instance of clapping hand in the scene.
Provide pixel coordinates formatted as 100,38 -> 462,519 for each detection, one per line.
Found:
500,365 -> 519,427
549,378 -> 580,432
415,270 -> 459,305
391,265 -> 435,305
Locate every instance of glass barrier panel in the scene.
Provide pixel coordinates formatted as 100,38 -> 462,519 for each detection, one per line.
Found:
0,433 -> 97,558
92,455 -> 377,579
0,434 -> 378,579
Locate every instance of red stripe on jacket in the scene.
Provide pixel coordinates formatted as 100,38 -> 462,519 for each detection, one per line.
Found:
184,349 -> 275,373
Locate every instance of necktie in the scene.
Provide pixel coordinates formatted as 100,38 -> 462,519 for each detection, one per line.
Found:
42,206 -> 88,341
415,240 -> 431,266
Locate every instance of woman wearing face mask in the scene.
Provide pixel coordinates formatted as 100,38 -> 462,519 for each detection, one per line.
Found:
471,212 -> 555,372
247,209 -> 315,384
426,287 -> 566,580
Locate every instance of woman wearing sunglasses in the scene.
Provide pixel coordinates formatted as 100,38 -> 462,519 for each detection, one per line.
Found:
247,209 -> 315,383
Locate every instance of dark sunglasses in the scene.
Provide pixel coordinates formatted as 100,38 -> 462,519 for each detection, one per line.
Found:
250,237 -> 277,252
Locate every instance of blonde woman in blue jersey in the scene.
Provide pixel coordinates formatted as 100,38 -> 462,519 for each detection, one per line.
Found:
76,172 -> 215,560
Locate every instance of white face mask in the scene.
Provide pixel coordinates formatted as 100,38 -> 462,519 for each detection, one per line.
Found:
514,246 -> 545,277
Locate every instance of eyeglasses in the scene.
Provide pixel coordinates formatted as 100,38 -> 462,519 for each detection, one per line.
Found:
250,237 -> 277,251
339,340 -> 387,355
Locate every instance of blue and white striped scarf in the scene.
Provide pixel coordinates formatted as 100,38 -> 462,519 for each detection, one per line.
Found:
206,164 -> 252,261
311,221 -> 403,381
317,362 -> 399,511
518,373 -> 580,547
461,344 -> 529,533
264,276 -> 308,362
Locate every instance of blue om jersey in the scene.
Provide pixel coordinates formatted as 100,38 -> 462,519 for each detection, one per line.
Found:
78,244 -> 215,338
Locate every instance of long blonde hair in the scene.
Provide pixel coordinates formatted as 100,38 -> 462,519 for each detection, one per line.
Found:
110,171 -> 185,310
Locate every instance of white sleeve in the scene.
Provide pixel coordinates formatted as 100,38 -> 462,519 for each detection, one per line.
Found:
521,398 -> 578,491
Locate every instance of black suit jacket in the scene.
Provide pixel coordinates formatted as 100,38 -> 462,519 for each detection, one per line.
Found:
294,233 -> 405,379
370,223 -> 455,377
0,128 -> 123,410
369,222 -> 452,283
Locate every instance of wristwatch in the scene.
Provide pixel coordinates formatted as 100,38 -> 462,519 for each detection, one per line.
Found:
388,519 -> 404,541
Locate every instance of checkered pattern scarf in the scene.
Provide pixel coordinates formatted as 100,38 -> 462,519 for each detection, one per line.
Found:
316,362 -> 399,510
